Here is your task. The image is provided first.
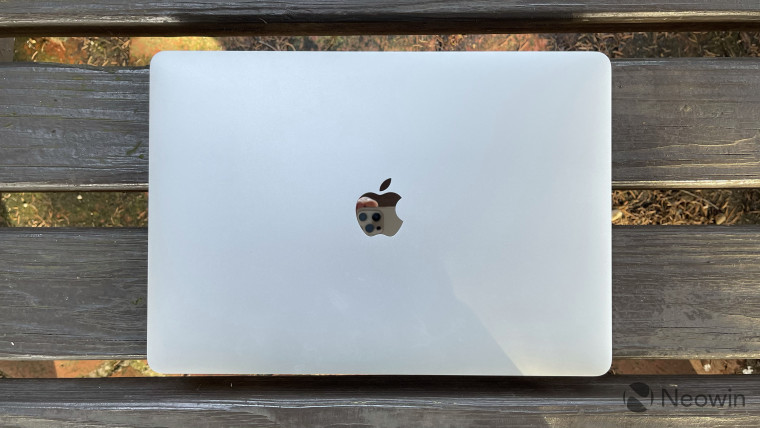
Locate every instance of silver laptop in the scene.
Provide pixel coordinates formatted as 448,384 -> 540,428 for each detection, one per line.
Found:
148,51 -> 611,376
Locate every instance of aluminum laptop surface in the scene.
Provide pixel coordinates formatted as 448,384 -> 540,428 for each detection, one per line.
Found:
148,51 -> 611,375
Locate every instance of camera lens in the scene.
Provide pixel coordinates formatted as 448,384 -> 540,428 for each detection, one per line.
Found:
372,213 -> 381,222
358,212 -> 367,221
365,224 -> 375,233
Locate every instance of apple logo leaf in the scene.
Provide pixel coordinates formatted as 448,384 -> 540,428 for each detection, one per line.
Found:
379,178 -> 392,192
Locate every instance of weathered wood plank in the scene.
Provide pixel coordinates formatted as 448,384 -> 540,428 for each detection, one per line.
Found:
612,59 -> 760,188
612,226 -> 760,358
0,376 -> 759,426
2,1 -> 760,36
2,59 -> 760,191
0,228 -> 147,359
0,63 -> 149,191
0,226 -> 758,360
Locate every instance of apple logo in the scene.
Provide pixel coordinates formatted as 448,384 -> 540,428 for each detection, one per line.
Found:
356,178 -> 403,237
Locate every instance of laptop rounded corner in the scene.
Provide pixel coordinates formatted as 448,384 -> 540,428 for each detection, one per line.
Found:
149,50 -> 174,71
146,354 -> 171,376
589,351 -> 613,377
587,50 -> 611,69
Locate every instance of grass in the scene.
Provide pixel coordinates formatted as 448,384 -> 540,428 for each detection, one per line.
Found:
1,192 -> 147,227
15,37 -> 130,65
614,189 -> 760,225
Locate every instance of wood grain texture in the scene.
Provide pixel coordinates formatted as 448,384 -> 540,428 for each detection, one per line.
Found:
613,59 -> 760,188
0,228 -> 147,359
0,63 -> 148,191
0,375 -> 759,426
3,59 -> 760,191
612,226 -> 760,358
1,226 -> 759,360
2,1 -> 760,36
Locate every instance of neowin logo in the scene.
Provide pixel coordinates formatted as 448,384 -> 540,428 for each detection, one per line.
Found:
623,382 -> 746,412
623,382 -> 654,412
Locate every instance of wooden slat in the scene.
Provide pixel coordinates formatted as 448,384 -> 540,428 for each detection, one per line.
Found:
613,59 -> 760,188
2,1 -> 760,36
612,226 -> 760,358
0,63 -> 149,191
1,226 -> 759,360
0,228 -> 147,359
2,59 -> 760,191
1,376 -> 759,425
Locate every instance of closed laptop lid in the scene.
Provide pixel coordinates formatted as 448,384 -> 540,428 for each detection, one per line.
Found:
148,51 -> 611,375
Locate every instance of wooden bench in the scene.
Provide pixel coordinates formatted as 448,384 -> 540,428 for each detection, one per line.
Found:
1,2 -> 760,425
